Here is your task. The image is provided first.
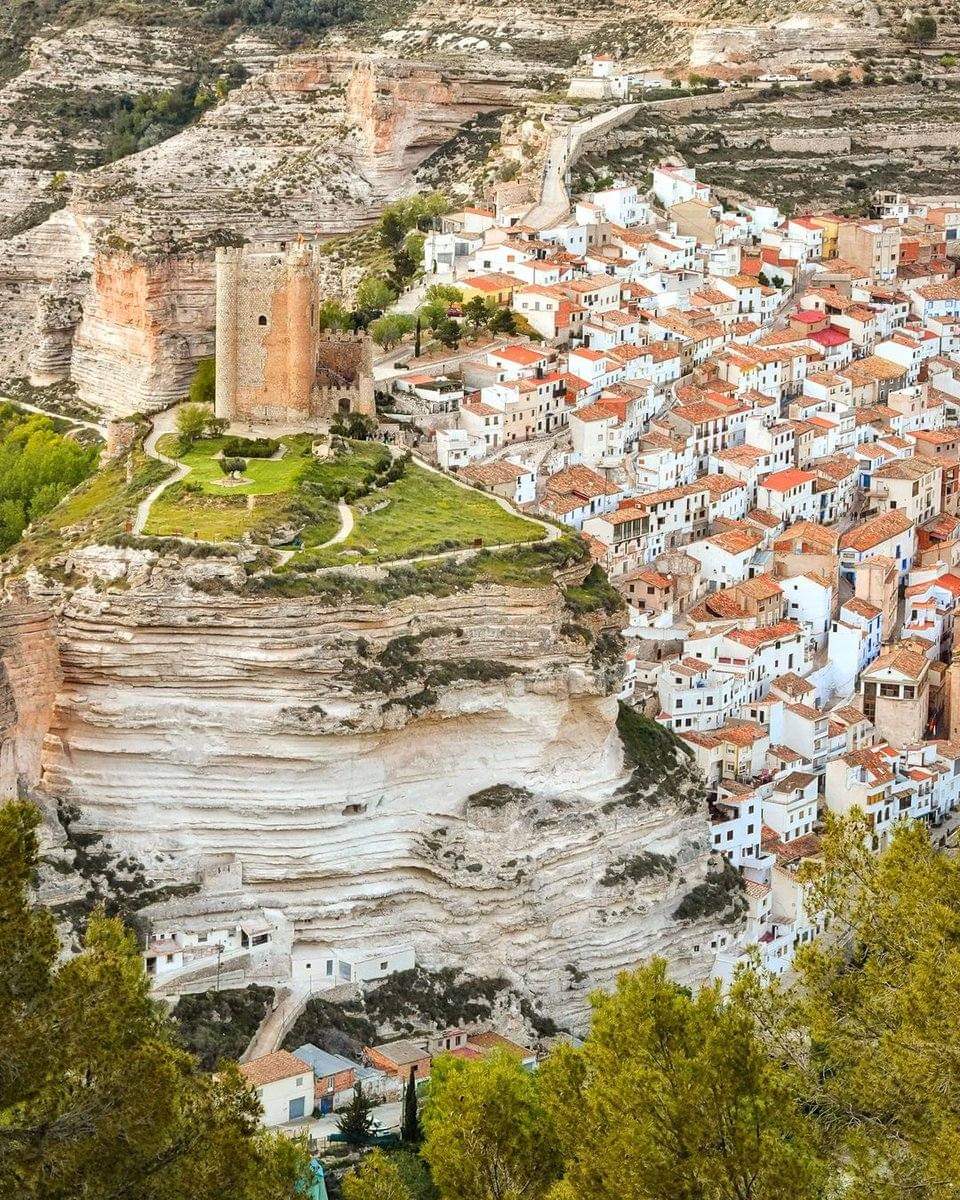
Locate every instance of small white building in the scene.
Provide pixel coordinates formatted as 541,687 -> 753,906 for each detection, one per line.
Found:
239,1051 -> 315,1127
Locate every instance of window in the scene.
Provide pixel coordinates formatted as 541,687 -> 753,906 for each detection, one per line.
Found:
380,961 -> 388,971
258,315 -> 267,326
326,959 -> 334,975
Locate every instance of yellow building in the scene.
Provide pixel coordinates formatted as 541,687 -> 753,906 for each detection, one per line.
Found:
808,214 -> 841,260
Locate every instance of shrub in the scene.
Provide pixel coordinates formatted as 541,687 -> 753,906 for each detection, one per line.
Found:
172,985 -> 275,1070
221,436 -> 278,458
673,860 -> 746,923
220,456 -> 246,474
563,564 -> 624,615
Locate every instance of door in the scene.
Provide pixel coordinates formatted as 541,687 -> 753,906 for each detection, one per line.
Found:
288,1096 -> 306,1121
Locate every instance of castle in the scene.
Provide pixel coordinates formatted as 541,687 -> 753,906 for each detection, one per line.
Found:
214,240 -> 375,431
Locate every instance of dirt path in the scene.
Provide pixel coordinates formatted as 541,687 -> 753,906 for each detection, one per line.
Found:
4,396 -> 109,438
133,407 -> 189,536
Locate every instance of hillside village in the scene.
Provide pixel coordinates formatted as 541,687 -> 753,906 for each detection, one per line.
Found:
377,158 -> 960,985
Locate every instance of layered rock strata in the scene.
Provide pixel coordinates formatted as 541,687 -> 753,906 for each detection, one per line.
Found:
3,549 -> 730,1021
0,44 -> 550,412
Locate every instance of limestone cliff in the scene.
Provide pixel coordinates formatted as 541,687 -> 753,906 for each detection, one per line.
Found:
0,43 -> 552,411
2,548 -> 732,1023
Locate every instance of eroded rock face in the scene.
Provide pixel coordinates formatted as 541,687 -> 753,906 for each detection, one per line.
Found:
0,602 -> 62,795
0,40 -> 548,412
2,552 -> 728,1022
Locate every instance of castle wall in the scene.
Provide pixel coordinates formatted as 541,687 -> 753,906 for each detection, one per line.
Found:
216,242 -> 375,431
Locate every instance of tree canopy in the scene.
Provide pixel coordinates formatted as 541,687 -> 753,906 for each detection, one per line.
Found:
0,799 -> 308,1200
343,814 -> 960,1200
0,405 -> 98,552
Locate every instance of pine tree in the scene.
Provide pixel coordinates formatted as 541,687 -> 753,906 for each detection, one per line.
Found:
0,799 -> 308,1198
338,1081 -> 376,1145
401,1064 -> 421,1145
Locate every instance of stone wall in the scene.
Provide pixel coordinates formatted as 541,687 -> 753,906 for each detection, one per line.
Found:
769,132 -> 851,154
216,242 -> 374,430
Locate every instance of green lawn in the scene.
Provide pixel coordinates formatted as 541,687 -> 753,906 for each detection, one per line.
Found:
154,435 -> 310,496
295,464 -> 543,568
144,436 -> 389,545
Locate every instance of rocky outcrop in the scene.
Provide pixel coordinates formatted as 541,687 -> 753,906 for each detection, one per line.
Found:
0,41 -> 547,412
70,250 -> 217,415
2,549 -> 731,1023
0,602 -> 62,796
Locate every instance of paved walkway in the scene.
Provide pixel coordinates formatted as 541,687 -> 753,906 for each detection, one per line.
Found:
242,982 -> 311,1062
311,501 -> 354,552
133,407 -> 189,536
522,102 -> 642,230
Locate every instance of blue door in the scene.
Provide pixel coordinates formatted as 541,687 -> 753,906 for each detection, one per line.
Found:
289,1096 -> 306,1121
320,1094 -> 333,1115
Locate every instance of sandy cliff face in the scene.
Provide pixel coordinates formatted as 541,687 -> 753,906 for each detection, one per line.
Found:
0,41 -> 547,411
2,551 -> 729,1020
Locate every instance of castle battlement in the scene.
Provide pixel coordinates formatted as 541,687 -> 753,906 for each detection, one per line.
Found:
215,241 -> 374,431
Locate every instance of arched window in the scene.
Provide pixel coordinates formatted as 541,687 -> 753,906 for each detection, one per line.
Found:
258,315 -> 267,326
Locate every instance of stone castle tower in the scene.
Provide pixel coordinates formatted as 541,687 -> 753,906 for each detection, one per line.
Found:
215,240 -> 375,431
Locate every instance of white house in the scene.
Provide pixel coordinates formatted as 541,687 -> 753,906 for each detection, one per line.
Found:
239,1051 -> 315,1127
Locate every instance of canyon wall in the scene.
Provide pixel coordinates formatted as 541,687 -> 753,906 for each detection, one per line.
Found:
0,43 -> 546,413
70,251 -> 217,414
2,550 -> 728,1020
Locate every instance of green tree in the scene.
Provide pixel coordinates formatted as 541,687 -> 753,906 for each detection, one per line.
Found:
903,14 -> 937,44
539,960 -> 823,1200
338,1081 -> 377,1145
462,296 -> 491,338
0,406 -> 98,551
434,318 -> 461,350
744,813 -> 960,1200
486,307 -> 516,335
176,402 -> 212,448
317,299 -> 351,332
343,1150 -> 414,1200
421,1051 -> 561,1200
0,800 -> 308,1199
355,277 -> 397,314
369,313 -> 416,349
401,1064 -> 422,1145
189,357 -> 216,406
417,286 -> 463,332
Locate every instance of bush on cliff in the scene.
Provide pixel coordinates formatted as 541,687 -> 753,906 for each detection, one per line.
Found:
172,985 -> 276,1070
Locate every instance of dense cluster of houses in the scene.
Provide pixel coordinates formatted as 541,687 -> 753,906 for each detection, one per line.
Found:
404,166 -> 960,981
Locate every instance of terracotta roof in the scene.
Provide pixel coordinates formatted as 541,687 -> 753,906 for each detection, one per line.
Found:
369,1039 -> 430,1066
761,468 -> 815,493
839,510 -> 913,553
772,672 -> 815,698
863,644 -> 928,681
460,461 -> 526,487
239,1051 -> 311,1088
727,620 -> 801,649
843,597 -> 881,620
467,1031 -> 532,1058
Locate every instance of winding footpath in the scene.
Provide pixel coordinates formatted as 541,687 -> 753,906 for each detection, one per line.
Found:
131,408 -> 558,569
4,395 -> 109,438
132,407 -> 189,536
